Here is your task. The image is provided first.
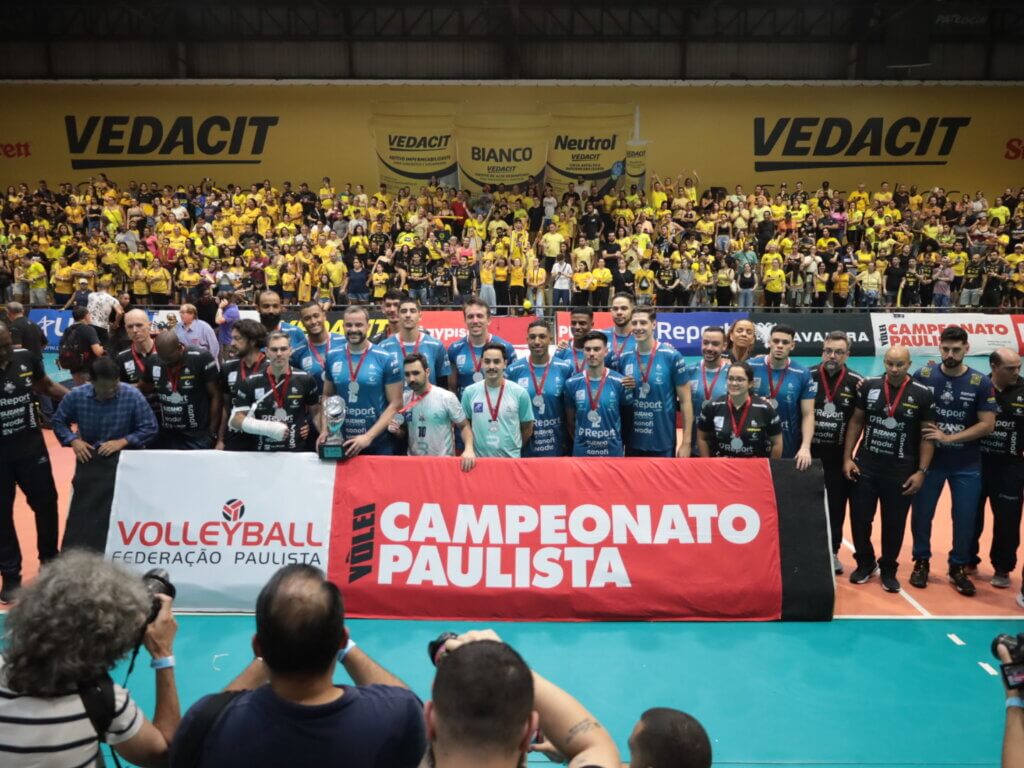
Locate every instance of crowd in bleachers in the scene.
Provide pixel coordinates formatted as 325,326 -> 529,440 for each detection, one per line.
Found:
2,173 -> 1024,312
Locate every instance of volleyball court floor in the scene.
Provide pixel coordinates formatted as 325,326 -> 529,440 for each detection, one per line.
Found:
2,355 -> 1021,766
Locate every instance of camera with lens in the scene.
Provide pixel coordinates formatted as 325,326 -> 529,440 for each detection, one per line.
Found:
143,568 -> 176,625
992,633 -> 1024,690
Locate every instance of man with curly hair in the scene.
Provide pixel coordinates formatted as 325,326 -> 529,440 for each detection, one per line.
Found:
0,551 -> 181,767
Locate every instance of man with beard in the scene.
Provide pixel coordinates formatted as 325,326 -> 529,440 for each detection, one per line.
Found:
687,327 -> 730,455
601,292 -> 636,359
810,332 -> 865,575
143,330 -> 222,450
508,321 -> 573,456
909,326 -> 997,596
321,306 -> 403,457
256,289 -> 306,351
231,332 -> 320,452
217,319 -> 268,451
291,302 -> 345,397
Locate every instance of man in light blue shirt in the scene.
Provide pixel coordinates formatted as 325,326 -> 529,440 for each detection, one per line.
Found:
461,343 -> 534,458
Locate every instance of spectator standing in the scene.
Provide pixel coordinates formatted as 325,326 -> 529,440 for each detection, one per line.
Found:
173,303 -> 220,361
53,357 -> 158,551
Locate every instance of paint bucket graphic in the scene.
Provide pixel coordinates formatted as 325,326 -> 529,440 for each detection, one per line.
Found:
545,103 -> 633,199
369,103 -> 459,189
455,112 -> 549,192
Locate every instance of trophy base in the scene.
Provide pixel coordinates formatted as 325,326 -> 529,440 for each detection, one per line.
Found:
318,443 -> 346,461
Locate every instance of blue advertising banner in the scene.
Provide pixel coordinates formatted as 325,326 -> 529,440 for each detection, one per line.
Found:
654,311 -> 750,356
28,309 -> 73,352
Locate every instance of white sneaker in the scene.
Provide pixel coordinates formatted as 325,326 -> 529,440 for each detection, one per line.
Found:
833,554 -> 844,575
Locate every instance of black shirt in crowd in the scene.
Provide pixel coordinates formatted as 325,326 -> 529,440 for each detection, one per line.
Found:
810,364 -> 865,453
0,349 -> 47,459
853,375 -> 936,475
232,367 -> 319,452
698,394 -> 782,458
142,347 -> 218,437
980,377 -> 1024,464
9,317 -> 45,361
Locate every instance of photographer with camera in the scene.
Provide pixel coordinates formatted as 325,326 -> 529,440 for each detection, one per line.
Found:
426,629 -> 620,768
171,564 -> 424,768
0,551 -> 180,768
993,633 -> 1024,768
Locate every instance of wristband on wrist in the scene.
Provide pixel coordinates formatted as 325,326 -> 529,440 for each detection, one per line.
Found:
337,638 -> 356,663
150,656 -> 175,670
1007,696 -> 1024,710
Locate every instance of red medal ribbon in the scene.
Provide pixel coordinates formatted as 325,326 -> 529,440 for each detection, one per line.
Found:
240,352 -> 265,381
571,346 -> 585,373
636,342 -> 659,387
819,366 -> 847,404
467,334 -> 491,374
308,336 -> 331,370
167,363 -> 183,393
767,359 -> 789,400
399,385 -> 431,415
485,382 -> 505,422
130,343 -> 151,375
728,396 -> 753,438
584,371 -> 609,413
612,331 -> 629,357
883,376 -> 911,419
701,362 -> 724,401
347,345 -> 369,384
528,360 -> 552,397
266,368 -> 292,410
401,332 -> 424,359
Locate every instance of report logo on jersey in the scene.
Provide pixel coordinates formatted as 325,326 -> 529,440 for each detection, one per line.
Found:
222,498 -> 246,522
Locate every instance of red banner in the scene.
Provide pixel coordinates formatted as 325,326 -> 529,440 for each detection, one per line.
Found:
329,456 -> 783,621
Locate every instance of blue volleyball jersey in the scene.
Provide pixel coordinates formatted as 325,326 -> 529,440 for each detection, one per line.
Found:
601,327 -> 636,358
565,369 -> 633,457
323,343 -> 402,454
616,343 -> 690,453
448,334 -> 517,397
749,355 -> 817,458
291,333 -> 346,395
378,332 -> 452,386
553,345 -> 618,376
913,361 -> 999,469
507,357 -> 573,457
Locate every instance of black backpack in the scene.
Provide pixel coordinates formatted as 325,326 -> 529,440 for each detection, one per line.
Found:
57,324 -> 89,372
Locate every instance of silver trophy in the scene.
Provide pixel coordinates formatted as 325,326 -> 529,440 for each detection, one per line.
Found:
318,395 -> 347,460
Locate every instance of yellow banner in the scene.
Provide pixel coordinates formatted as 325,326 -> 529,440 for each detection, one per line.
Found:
0,82 -> 1021,196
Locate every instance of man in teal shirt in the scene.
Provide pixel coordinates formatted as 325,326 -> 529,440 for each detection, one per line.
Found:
461,343 -> 534,458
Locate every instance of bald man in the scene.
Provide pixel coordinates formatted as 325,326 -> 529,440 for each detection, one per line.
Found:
115,309 -> 159,416
843,346 -> 936,593
973,348 -> 1024,592
142,330 -> 221,449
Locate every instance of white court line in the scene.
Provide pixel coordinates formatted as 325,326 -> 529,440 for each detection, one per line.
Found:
841,538 -> 932,617
979,662 -> 999,676
837,614 -> 1024,620
947,633 -> 966,646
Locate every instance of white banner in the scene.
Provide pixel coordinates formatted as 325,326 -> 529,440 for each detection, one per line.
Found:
871,312 -> 1016,355
105,451 -> 334,611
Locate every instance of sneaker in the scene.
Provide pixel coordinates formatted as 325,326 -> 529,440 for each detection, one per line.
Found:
881,573 -> 901,593
0,574 -> 21,605
992,572 -> 1012,589
910,559 -> 930,589
849,563 -> 879,584
948,566 -> 977,597
833,554 -> 844,575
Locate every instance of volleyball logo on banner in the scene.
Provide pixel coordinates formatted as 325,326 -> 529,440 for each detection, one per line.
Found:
222,498 -> 246,522
871,313 -> 1016,354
